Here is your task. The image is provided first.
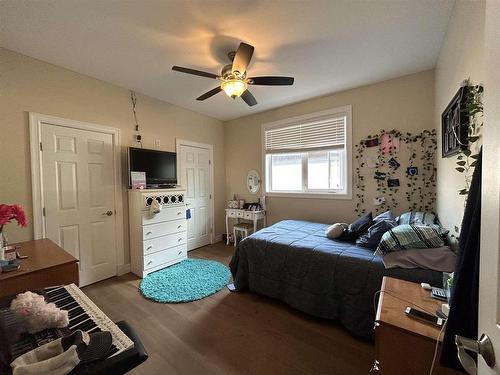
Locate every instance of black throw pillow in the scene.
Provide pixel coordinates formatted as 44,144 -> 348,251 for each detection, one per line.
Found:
339,212 -> 373,241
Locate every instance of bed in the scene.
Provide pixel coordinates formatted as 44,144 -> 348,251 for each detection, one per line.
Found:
229,220 -> 443,339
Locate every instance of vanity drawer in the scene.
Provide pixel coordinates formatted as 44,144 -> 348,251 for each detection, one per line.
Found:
144,245 -> 186,270
236,211 -> 244,218
243,212 -> 253,220
143,220 -> 186,239
227,210 -> 237,218
143,232 -> 186,255
142,206 -> 185,225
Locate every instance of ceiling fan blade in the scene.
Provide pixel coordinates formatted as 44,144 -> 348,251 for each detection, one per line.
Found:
172,66 -> 219,79
241,90 -> 257,107
232,43 -> 254,75
196,86 -> 222,101
249,76 -> 294,86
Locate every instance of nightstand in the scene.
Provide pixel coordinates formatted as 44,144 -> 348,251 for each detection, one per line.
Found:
372,277 -> 463,375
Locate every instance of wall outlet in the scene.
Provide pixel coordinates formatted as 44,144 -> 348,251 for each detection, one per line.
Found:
154,139 -> 161,148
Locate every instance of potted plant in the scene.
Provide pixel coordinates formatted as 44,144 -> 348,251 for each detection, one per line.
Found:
0,204 -> 27,260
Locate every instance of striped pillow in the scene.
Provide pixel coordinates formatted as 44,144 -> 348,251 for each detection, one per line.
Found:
398,211 -> 436,226
374,224 -> 444,256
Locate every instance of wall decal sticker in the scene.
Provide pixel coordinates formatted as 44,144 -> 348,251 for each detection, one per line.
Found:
364,138 -> 379,148
387,178 -> 400,188
388,157 -> 401,170
373,196 -> 386,206
407,166 -> 419,176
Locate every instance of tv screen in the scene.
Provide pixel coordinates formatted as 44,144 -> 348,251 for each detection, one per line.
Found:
128,147 -> 177,187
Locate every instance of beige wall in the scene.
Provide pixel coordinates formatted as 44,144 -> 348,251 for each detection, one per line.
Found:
224,70 -> 435,226
434,0 -> 485,234
0,48 -> 225,265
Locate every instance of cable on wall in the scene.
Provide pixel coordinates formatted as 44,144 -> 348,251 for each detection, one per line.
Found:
130,91 -> 143,147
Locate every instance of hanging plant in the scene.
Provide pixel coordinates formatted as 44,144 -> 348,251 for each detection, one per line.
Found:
455,82 -> 483,196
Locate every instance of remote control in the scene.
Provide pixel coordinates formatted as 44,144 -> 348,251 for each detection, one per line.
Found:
431,287 -> 448,301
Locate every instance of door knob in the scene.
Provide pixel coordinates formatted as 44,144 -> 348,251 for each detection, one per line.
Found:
102,210 -> 113,216
455,334 -> 496,375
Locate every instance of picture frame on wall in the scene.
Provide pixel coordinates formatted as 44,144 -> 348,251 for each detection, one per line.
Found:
441,86 -> 469,158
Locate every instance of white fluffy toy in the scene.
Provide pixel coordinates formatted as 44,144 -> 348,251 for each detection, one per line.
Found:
10,291 -> 69,334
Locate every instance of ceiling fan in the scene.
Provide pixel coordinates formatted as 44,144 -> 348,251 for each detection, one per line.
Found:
172,42 -> 294,107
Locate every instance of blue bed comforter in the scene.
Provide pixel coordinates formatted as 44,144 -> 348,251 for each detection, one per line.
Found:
229,220 -> 442,339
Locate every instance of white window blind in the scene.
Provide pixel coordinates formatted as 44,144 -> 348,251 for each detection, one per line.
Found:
265,114 -> 346,153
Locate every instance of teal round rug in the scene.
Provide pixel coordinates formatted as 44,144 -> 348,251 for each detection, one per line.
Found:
139,259 -> 231,303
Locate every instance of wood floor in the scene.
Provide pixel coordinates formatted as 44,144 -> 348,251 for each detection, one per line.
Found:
83,242 -> 374,375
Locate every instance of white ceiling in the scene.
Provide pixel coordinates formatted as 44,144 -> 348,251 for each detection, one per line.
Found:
0,0 -> 454,121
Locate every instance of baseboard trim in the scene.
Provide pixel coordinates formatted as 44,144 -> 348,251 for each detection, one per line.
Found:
117,263 -> 131,276
213,234 -> 223,243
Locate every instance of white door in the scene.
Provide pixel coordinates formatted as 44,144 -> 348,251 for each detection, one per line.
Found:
177,143 -> 212,250
41,124 -> 117,286
478,1 -> 500,374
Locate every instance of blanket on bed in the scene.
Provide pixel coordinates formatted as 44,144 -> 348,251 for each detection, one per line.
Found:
229,220 -> 442,339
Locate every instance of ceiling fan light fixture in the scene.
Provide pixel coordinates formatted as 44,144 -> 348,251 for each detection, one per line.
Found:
221,79 -> 247,98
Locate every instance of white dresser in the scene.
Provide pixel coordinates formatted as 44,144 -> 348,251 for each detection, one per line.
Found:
128,188 -> 187,278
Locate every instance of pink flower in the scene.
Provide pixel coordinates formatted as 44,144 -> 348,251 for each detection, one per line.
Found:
12,204 -> 27,227
0,205 -> 13,226
0,204 -> 28,227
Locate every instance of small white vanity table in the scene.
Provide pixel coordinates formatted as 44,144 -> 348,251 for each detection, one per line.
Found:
226,170 -> 266,245
225,209 -> 266,245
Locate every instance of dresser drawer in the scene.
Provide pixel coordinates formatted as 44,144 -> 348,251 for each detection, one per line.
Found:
144,245 -> 186,270
143,232 -> 186,255
243,212 -> 253,220
236,211 -> 244,218
142,206 -> 185,225
143,220 -> 186,239
227,210 -> 237,218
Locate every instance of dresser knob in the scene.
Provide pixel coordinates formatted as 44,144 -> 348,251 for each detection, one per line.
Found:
146,231 -> 152,235
147,260 -> 152,265
147,246 -> 153,250
177,225 -> 182,229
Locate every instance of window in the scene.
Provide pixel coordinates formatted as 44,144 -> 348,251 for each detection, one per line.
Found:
262,106 -> 352,198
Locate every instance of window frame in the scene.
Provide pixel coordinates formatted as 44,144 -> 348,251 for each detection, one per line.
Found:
261,105 -> 352,200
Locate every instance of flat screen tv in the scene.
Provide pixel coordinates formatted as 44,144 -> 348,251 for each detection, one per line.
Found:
128,147 -> 177,187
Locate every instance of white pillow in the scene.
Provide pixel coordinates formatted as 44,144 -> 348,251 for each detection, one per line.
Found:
325,223 -> 348,239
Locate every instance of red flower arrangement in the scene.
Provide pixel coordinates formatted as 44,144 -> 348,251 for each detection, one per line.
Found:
0,204 -> 28,229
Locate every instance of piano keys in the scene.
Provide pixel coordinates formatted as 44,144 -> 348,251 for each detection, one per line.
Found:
44,284 -> 134,357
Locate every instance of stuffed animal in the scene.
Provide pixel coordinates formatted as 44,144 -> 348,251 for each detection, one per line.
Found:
10,291 -> 69,334
325,223 -> 349,239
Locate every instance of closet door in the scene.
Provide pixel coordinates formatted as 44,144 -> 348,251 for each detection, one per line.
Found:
41,123 -> 117,286
178,143 -> 213,250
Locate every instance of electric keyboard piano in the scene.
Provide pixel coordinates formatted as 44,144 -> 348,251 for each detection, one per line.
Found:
0,284 -> 148,375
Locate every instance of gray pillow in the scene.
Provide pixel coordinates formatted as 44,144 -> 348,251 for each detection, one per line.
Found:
356,219 -> 396,249
382,246 -> 456,272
